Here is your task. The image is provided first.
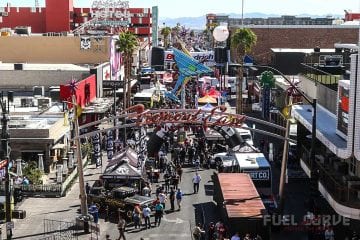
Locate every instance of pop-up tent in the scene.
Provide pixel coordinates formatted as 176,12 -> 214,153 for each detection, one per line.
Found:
207,87 -> 221,98
199,103 -> 214,111
198,95 -> 217,104
102,148 -> 142,179
102,160 -> 142,180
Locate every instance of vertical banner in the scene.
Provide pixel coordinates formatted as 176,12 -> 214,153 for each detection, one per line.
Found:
107,131 -> 114,161
93,132 -> 102,167
152,6 -> 158,47
262,87 -> 271,121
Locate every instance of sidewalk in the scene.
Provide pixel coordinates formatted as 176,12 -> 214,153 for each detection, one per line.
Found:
8,159 -> 108,240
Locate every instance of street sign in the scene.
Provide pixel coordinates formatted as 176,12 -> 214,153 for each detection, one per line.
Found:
243,55 -> 254,66
6,221 -> 14,229
103,80 -> 123,89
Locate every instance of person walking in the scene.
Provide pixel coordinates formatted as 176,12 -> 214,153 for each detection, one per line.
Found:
158,190 -> 167,209
231,232 -> 241,240
117,213 -> 126,240
142,205 -> 152,229
192,223 -> 205,240
176,164 -> 183,182
164,173 -> 170,192
154,202 -> 164,226
169,187 -> 175,211
192,172 -> 201,194
176,188 -> 183,210
132,204 -> 142,229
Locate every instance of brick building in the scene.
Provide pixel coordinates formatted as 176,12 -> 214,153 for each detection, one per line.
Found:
232,25 -> 359,64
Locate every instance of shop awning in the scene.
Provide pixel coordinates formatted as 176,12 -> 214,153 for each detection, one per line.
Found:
292,104 -> 350,159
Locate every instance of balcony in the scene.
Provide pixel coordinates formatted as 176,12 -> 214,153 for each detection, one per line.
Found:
300,144 -> 360,211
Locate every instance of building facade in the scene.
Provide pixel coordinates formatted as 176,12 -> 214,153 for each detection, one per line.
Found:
0,0 -> 153,39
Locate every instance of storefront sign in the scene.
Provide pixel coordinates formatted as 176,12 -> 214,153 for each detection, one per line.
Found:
336,80 -> 350,138
164,51 -> 215,66
133,106 -> 246,128
243,169 -> 270,181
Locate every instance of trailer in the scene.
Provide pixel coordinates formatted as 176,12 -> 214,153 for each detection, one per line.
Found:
213,173 -> 270,239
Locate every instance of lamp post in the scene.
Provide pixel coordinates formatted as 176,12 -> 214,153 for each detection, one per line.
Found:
238,64 -> 317,213
0,93 -> 12,239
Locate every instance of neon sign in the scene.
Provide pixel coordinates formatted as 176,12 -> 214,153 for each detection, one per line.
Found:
91,0 -> 131,20
130,106 -> 246,127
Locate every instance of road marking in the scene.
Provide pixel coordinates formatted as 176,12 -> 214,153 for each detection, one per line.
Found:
162,215 -> 185,224
148,233 -> 191,237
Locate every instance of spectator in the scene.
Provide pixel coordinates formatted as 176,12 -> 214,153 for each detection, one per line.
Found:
176,188 -> 183,210
154,202 -> 164,226
244,233 -> 252,240
117,213 -> 126,240
324,225 -> 335,240
176,165 -> 183,182
85,182 -> 91,194
132,205 -> 141,229
169,187 -> 175,211
193,223 -> 205,240
231,232 -> 241,240
158,190 -> 167,209
192,172 -> 201,194
142,204 -> 152,229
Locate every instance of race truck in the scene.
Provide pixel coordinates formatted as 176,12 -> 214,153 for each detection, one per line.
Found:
87,186 -> 154,220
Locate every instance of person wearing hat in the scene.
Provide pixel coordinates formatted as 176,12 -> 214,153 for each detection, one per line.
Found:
142,204 -> 152,229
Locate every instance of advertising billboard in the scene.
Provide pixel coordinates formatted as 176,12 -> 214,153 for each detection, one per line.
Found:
336,80 -> 350,139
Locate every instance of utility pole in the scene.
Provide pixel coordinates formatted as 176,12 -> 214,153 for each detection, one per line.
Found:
72,95 -> 89,233
0,95 -> 12,239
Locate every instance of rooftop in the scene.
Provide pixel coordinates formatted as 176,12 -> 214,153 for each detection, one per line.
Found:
0,63 -> 89,71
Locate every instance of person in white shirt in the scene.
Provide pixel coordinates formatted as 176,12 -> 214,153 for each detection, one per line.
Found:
158,191 -> 167,209
142,205 -> 152,229
231,232 -> 241,240
192,172 -> 201,193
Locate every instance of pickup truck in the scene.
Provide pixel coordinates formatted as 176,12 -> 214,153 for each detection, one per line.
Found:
87,186 -> 154,220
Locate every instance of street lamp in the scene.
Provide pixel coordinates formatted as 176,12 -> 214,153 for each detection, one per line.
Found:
237,64 -> 317,213
0,93 -> 12,239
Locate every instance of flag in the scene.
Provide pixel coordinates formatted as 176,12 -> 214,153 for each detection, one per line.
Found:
76,105 -> 83,117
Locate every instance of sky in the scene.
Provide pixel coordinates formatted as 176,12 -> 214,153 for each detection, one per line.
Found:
2,0 -> 360,18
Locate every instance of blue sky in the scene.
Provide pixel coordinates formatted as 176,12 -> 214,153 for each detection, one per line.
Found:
2,0 -> 360,18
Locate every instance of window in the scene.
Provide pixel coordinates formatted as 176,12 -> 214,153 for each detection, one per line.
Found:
350,157 -> 356,175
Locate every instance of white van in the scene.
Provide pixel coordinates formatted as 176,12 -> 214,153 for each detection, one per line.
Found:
234,124 -> 254,146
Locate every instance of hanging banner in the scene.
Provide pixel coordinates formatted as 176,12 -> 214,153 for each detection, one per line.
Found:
107,131 -> 114,161
93,132 -> 102,167
262,87 -> 271,121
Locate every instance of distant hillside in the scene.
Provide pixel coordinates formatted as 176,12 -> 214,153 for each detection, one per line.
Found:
159,13 -> 343,30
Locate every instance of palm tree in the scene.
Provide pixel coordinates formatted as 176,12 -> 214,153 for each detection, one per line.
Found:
231,28 -> 257,114
160,26 -> 172,49
115,31 -> 139,109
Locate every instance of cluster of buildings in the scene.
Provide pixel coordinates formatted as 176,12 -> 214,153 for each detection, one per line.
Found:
1,0 -> 360,237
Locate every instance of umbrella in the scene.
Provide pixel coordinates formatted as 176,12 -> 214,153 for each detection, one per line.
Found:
198,95 -> 217,104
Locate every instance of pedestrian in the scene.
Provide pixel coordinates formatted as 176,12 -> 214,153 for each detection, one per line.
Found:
324,225 -> 335,240
117,212 -> 126,240
244,233 -> 252,240
158,190 -> 167,209
142,183 -> 151,197
132,205 -> 141,229
176,188 -> 183,210
164,173 -> 170,192
192,172 -> 201,194
192,223 -> 205,240
176,165 -> 183,182
231,232 -> 241,240
169,187 -> 175,211
85,182 -> 91,194
172,173 -> 180,190
142,204 -> 152,229
154,202 -> 164,226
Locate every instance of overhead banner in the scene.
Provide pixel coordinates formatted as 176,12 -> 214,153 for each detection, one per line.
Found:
93,132 -> 102,167
164,50 -> 215,67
